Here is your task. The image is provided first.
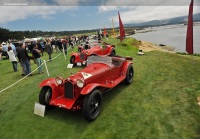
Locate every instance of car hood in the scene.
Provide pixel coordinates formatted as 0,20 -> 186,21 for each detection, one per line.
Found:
69,63 -> 110,82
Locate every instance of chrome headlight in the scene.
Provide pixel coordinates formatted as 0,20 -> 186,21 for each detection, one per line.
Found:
77,79 -> 84,88
55,76 -> 63,85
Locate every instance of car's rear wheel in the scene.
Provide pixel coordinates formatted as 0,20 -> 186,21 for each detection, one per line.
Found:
82,89 -> 102,121
70,56 -> 75,65
39,87 -> 52,109
110,49 -> 116,56
125,65 -> 134,85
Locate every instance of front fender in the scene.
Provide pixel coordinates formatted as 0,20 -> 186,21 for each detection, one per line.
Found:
80,83 -> 101,95
39,78 -> 63,100
71,52 -> 79,57
39,78 -> 57,88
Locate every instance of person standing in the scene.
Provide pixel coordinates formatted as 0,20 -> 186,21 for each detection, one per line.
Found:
0,46 -> 2,61
62,39 -> 67,54
37,40 -> 43,56
32,45 -> 43,74
17,43 -> 32,76
7,45 -> 18,72
45,40 -> 53,61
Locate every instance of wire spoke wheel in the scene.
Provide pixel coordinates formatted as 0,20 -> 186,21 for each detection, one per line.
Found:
39,87 -> 52,109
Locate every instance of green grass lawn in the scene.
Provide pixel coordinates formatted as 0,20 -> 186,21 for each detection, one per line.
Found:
1,38 -> 200,139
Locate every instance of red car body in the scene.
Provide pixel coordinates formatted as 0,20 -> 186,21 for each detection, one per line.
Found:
39,56 -> 134,121
70,44 -> 116,65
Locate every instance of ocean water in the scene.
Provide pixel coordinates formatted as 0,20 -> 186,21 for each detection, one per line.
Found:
129,24 -> 200,53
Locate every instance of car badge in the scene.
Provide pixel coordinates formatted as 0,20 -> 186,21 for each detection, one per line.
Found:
81,72 -> 92,79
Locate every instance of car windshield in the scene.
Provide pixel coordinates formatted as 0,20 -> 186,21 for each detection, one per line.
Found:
87,56 -> 125,67
87,56 -> 112,67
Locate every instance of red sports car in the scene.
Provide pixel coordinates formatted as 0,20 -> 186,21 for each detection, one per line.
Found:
70,44 -> 116,65
38,56 -> 134,121
78,40 -> 101,52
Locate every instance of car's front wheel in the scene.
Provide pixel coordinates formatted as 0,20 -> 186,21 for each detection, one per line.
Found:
82,89 -> 102,121
39,87 -> 52,109
125,65 -> 134,85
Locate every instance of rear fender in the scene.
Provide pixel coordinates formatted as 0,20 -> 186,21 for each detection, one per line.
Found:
107,46 -> 114,53
80,83 -> 102,95
122,62 -> 133,75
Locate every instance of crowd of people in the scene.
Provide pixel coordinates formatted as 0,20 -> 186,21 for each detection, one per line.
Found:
0,35 -> 89,77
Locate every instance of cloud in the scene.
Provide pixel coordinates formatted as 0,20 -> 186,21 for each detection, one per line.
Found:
100,6 -> 200,24
98,0 -> 198,6
0,0 -> 78,24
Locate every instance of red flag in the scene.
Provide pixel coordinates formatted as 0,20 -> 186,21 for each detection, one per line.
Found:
118,11 -> 125,42
104,27 -> 107,36
186,0 -> 193,54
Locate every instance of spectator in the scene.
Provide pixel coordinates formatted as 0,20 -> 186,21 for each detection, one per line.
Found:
51,39 -> 56,52
17,44 -> 32,76
62,39 -> 67,54
55,39 -> 59,52
58,39 -> 62,51
16,47 -> 25,76
45,40 -> 53,62
0,45 -> 2,60
7,45 -> 18,72
37,40 -> 43,56
32,45 -> 43,74
68,38 -> 74,49
40,41 -> 45,52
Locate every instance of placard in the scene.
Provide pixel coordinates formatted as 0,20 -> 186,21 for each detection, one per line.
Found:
34,103 -> 45,117
67,64 -> 73,68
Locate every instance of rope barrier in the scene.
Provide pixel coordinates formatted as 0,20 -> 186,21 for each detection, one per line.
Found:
0,44 -> 77,94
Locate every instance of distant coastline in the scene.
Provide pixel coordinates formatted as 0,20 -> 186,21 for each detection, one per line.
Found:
128,23 -> 200,54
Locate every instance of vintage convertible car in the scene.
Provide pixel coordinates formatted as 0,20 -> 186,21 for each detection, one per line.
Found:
78,40 -> 101,52
70,44 -> 116,65
38,56 -> 134,121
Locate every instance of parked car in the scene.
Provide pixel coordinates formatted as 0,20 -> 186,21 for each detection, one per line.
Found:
78,40 -> 100,52
70,44 -> 116,65
38,55 -> 134,121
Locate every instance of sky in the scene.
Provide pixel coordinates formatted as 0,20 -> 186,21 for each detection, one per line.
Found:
0,0 -> 199,31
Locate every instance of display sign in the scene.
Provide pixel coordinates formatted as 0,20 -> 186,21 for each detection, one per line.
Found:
34,103 -> 45,117
67,64 -> 73,68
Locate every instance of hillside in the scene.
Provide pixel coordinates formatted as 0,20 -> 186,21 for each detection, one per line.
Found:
125,13 -> 200,28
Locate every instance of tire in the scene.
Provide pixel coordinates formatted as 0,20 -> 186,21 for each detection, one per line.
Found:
39,87 -> 52,109
125,65 -> 134,85
70,56 -> 76,65
82,90 -> 102,121
110,49 -> 116,56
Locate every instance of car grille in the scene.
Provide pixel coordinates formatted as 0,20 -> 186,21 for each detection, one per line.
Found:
80,53 -> 84,60
64,81 -> 74,99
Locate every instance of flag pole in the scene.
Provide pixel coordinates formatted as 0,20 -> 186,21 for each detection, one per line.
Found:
112,19 -> 116,38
